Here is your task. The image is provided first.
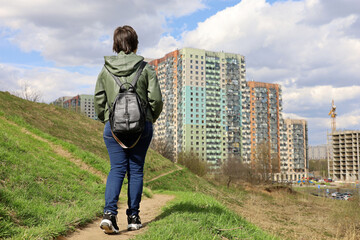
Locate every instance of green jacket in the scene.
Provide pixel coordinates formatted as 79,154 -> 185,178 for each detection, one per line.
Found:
94,51 -> 163,123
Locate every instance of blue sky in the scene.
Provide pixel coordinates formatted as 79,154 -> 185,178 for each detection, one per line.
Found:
0,0 -> 360,146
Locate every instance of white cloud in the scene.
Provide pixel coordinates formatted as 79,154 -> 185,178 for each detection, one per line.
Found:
150,0 -> 359,144
1,0 -> 360,145
141,35 -> 181,59
143,0 -> 360,89
281,84 -> 360,144
283,85 -> 360,113
0,63 -> 96,102
337,109 -> 360,130
0,0 -> 205,66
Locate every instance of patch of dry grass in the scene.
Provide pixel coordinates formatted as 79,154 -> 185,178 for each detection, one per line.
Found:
231,185 -> 360,240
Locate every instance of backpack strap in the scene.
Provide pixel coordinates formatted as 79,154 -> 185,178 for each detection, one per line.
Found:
104,65 -> 124,88
111,130 -> 141,149
104,61 -> 147,90
104,61 -> 147,111
130,61 -> 147,88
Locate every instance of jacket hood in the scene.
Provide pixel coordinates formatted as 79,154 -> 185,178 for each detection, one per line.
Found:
104,51 -> 144,76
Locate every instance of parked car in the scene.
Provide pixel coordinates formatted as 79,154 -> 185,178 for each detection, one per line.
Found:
331,192 -> 339,197
343,195 -> 351,201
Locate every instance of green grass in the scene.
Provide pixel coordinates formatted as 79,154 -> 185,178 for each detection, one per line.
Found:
135,191 -> 278,240
0,91 -> 177,182
145,169 -> 213,192
0,92 -> 184,239
0,91 -> 277,239
0,117 -> 104,239
143,151 -> 178,182
0,92 -> 107,159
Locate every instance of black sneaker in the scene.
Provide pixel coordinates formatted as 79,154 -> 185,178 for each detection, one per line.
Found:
127,214 -> 142,231
100,211 -> 119,234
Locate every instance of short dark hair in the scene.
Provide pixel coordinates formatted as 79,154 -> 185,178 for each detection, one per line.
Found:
113,25 -> 138,54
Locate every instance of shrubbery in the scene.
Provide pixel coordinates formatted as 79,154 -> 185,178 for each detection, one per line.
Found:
177,152 -> 208,177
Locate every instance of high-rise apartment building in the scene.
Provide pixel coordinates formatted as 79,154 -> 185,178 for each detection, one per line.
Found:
52,94 -> 96,120
150,47 -> 308,178
150,48 -> 246,166
51,96 -> 73,107
283,119 -> 308,181
329,130 -> 360,181
245,82 -> 284,167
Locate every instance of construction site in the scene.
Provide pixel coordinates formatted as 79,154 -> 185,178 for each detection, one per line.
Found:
327,100 -> 360,181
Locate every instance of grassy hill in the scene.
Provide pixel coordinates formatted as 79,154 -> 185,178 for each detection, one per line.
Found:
0,91 -> 276,239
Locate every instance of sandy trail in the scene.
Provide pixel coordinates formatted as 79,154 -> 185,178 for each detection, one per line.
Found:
58,194 -> 174,240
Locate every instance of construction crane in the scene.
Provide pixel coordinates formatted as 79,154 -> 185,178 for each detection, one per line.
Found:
328,99 -> 336,132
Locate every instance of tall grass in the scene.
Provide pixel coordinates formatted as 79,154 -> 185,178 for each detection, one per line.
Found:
332,196 -> 360,239
135,191 -> 278,240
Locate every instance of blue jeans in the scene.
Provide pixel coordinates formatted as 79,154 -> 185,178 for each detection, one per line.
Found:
103,121 -> 153,216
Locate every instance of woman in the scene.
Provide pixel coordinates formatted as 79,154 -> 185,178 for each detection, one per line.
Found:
94,25 -> 163,234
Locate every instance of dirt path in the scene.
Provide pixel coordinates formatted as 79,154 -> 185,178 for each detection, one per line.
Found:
145,164 -> 183,184
58,194 -> 174,240
1,116 -> 107,183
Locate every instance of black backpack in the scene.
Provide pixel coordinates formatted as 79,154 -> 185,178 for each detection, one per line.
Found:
105,61 -> 147,148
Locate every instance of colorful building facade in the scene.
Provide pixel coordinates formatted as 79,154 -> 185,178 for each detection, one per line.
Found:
246,82 -> 283,165
150,47 -> 308,177
150,48 -> 246,166
53,94 -> 96,120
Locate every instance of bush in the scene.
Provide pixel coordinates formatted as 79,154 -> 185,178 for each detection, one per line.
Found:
177,152 -> 208,177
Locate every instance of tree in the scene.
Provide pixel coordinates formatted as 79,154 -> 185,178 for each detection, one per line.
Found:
222,157 -> 240,188
150,138 -> 175,162
309,159 -> 328,178
13,81 -> 42,102
253,141 -> 280,183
